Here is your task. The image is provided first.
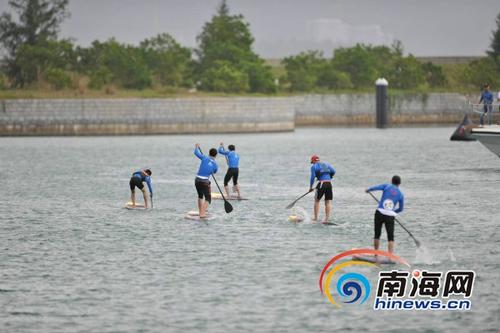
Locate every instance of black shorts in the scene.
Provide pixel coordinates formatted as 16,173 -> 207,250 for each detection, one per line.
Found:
195,178 -> 211,203
224,167 -> 239,186
129,176 -> 144,191
374,210 -> 395,241
315,182 -> 333,201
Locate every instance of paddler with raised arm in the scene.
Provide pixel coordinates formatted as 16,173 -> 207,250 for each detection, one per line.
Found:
218,142 -> 241,199
366,175 -> 404,254
309,155 -> 336,223
129,169 -> 153,208
194,144 -> 218,218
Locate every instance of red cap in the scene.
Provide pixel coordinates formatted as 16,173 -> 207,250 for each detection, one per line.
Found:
310,155 -> 320,163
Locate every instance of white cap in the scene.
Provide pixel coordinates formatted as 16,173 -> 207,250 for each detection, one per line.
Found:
375,78 -> 388,86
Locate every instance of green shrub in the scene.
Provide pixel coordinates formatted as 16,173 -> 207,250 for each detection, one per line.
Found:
44,68 -> 72,90
88,67 -> 113,90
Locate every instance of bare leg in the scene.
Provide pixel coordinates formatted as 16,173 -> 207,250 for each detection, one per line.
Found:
198,198 -> 205,218
203,200 -> 210,215
131,190 -> 136,207
388,241 -> 394,254
313,200 -> 320,221
141,188 -> 149,208
322,200 -> 332,223
224,185 -> 230,198
235,184 -> 241,199
374,239 -> 380,251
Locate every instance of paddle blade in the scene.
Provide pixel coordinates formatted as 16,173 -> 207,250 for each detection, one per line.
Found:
286,201 -> 295,209
224,200 -> 233,213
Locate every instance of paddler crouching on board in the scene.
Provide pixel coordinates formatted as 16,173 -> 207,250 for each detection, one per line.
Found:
194,144 -> 218,218
129,169 -> 153,208
366,175 -> 404,254
309,155 -> 336,223
218,142 -> 241,199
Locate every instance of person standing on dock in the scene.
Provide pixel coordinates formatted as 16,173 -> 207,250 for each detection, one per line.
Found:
218,143 -> 241,199
129,169 -> 153,208
479,84 -> 494,126
309,155 -> 336,223
194,144 -> 218,218
366,176 -> 404,254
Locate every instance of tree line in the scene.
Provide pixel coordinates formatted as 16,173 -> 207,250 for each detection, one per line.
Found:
1,0 -> 499,94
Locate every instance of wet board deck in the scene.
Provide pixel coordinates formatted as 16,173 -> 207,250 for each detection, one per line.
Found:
124,202 -> 147,210
352,254 -> 395,265
184,211 -> 215,221
320,222 -> 337,226
211,193 -> 249,201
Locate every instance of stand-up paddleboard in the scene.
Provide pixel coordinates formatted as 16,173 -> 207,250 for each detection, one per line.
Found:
352,254 -> 395,265
288,215 -> 304,223
211,192 -> 249,201
184,210 -> 215,221
320,222 -> 337,226
124,202 -> 147,210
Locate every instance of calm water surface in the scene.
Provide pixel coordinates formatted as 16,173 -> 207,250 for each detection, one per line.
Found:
1,128 -> 499,332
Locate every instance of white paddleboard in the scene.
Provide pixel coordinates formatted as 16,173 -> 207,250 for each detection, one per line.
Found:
352,254 -> 395,265
184,211 -> 215,221
211,192 -> 249,201
124,202 -> 147,210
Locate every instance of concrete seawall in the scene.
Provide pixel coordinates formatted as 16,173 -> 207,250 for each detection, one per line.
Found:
0,98 -> 295,135
295,93 -> 469,126
0,93 -> 470,136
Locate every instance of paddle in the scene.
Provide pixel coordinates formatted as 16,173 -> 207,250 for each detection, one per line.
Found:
150,194 -> 153,209
286,188 -> 314,209
199,147 -> 233,214
367,192 -> 421,248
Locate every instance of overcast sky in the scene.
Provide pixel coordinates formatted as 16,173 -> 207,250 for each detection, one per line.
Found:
1,0 -> 499,57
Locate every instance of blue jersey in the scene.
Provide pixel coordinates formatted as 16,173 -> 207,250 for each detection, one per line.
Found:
218,147 -> 240,168
132,170 -> 153,195
367,183 -> 404,216
310,162 -> 336,187
480,91 -> 494,104
194,147 -> 218,178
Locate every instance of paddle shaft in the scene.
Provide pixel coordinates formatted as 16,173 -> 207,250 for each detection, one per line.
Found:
286,188 -> 314,209
368,192 -> 421,247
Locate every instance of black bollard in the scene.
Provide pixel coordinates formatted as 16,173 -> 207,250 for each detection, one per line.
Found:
375,78 -> 388,128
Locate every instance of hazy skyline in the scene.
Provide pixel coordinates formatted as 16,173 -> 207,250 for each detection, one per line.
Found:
1,0 -> 499,57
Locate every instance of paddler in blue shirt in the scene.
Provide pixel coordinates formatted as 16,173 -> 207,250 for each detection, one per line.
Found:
309,155 -> 336,223
194,144 -> 218,218
129,169 -> 153,208
366,175 -> 404,254
218,142 -> 241,199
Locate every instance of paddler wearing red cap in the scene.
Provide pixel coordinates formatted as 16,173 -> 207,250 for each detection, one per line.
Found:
309,155 -> 336,223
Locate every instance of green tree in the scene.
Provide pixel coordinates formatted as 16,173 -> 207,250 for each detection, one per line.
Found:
463,57 -> 500,88
332,44 -> 377,88
200,60 -> 249,92
488,12 -> 500,58
282,51 -> 327,91
421,62 -> 447,88
388,55 -> 426,89
82,39 -> 151,90
195,0 -> 275,93
0,0 -> 69,86
140,33 -> 192,87
13,38 -> 74,86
